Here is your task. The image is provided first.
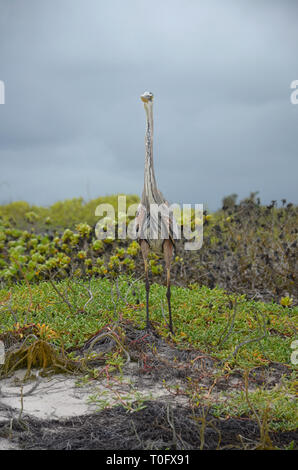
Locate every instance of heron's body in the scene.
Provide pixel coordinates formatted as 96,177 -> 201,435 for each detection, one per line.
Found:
135,91 -> 175,333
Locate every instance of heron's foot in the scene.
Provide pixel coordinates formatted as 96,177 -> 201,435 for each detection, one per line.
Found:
145,322 -> 161,338
145,320 -> 154,331
168,325 -> 175,336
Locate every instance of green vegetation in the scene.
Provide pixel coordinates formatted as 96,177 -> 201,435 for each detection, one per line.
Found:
0,193 -> 297,439
0,276 -> 296,367
212,379 -> 297,432
0,194 -> 140,231
0,192 -> 297,305
0,274 -> 297,436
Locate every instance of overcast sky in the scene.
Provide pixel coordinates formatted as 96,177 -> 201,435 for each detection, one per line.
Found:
0,0 -> 297,210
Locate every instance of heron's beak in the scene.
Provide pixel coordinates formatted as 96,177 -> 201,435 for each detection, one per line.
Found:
141,95 -> 149,103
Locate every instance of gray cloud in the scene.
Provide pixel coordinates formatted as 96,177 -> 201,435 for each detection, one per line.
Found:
0,0 -> 297,209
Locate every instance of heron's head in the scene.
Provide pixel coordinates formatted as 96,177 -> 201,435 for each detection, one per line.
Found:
141,91 -> 154,104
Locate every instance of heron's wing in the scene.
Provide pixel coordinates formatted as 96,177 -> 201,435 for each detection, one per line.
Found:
154,203 -> 179,243
134,203 -> 149,240
135,202 -> 178,243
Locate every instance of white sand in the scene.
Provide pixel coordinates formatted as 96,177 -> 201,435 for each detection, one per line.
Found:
0,367 -> 186,449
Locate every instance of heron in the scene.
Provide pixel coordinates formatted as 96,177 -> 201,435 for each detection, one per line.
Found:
134,91 -> 177,334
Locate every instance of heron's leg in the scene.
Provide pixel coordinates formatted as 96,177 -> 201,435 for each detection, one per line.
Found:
145,259 -> 150,329
163,240 -> 174,335
140,240 -> 150,329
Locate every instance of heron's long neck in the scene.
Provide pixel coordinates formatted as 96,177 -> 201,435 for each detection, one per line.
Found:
143,103 -> 159,207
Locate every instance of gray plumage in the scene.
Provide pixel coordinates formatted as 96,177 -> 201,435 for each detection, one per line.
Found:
135,91 -> 176,333
135,91 -> 177,253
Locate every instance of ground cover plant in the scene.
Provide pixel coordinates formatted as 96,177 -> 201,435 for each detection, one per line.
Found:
0,193 -> 297,450
0,192 -> 297,304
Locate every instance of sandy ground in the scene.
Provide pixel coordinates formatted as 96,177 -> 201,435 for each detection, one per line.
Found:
0,365 -> 296,450
0,327 -> 295,450
0,371 -> 95,450
0,367 -> 186,450
0,371 -> 99,420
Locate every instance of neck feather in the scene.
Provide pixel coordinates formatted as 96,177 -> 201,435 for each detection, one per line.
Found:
142,103 -> 160,207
